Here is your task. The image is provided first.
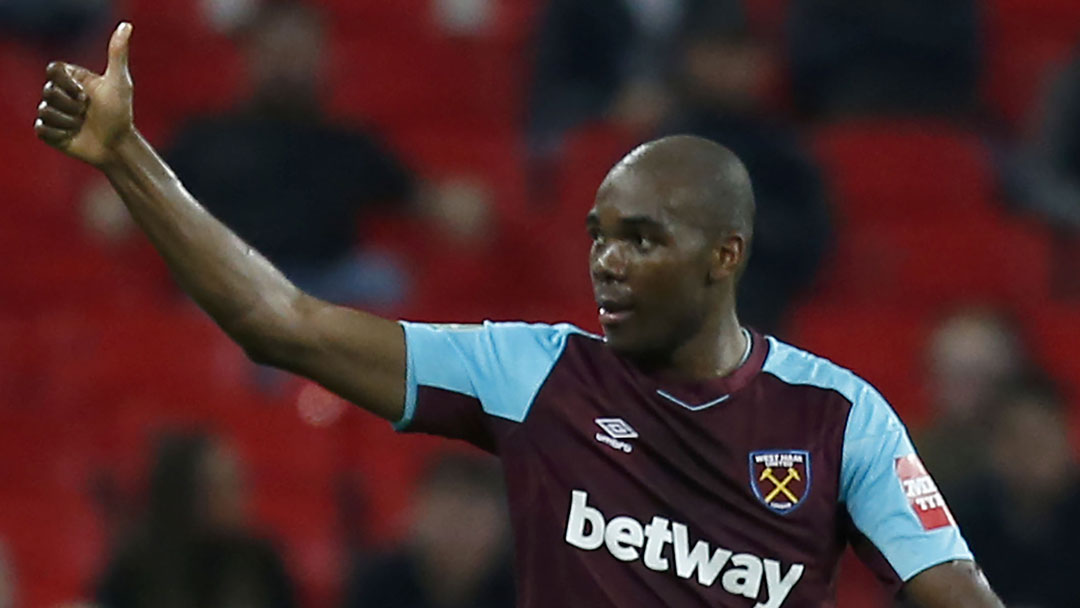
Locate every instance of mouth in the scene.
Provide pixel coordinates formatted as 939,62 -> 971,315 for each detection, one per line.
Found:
597,298 -> 635,327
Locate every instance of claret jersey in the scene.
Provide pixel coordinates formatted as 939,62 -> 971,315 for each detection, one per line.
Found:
394,321 -> 972,607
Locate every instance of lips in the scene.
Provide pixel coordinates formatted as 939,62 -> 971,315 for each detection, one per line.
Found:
597,296 -> 635,327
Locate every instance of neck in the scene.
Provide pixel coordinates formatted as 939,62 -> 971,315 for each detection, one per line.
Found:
648,307 -> 748,381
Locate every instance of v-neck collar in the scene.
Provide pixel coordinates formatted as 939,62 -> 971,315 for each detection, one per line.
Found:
637,329 -> 769,412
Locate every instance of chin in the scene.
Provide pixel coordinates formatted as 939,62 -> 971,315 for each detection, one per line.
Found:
602,329 -> 647,358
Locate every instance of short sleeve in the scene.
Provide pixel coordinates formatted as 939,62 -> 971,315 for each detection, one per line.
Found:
395,321 -> 583,449
840,385 -> 973,583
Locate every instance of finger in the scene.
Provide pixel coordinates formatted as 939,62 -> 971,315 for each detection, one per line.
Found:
64,63 -> 96,88
42,81 -> 85,115
37,102 -> 83,130
34,118 -> 73,145
105,22 -> 133,82
45,61 -> 88,100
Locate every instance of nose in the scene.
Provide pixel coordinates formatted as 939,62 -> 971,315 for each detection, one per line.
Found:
591,239 -> 629,282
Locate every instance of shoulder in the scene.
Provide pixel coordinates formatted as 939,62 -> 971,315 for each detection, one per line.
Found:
402,320 -> 599,345
762,336 -> 904,440
398,320 -> 603,380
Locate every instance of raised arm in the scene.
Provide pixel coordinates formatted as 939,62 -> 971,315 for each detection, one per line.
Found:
34,23 -> 406,421
902,560 -> 1005,608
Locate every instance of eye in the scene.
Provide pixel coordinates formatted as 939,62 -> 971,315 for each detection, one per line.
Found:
634,235 -> 655,251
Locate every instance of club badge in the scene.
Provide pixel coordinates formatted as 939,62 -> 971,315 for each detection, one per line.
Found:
749,450 -> 811,514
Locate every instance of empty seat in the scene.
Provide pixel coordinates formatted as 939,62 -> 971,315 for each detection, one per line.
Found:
390,127 -> 530,222
29,305 -> 252,410
820,214 -> 1051,308
1023,303 -> 1080,405
789,304 -> 932,425
813,120 -> 994,227
0,492 -> 104,608
982,0 -> 1080,131
328,30 -> 524,132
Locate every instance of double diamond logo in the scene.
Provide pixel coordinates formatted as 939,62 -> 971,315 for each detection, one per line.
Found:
595,417 -> 638,439
594,418 -> 637,453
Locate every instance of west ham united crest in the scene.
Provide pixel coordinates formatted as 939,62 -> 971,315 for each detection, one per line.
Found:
749,450 -> 811,514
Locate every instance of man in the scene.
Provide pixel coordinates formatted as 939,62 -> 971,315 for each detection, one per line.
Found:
164,1 -> 414,306
916,308 -> 1029,499
343,453 -> 515,608
949,378 -> 1080,608
34,24 -> 1004,607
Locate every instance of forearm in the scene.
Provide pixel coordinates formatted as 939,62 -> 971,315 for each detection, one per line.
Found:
902,561 -> 1005,608
101,130 -> 301,354
37,28 -> 408,420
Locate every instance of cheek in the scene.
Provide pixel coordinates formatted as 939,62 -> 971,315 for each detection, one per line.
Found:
634,260 -> 706,310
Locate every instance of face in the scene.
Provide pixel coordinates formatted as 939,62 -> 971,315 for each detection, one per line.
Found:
587,166 -> 721,359
992,400 -> 1071,497
201,442 -> 249,531
411,483 -> 507,582
927,314 -> 1022,420
683,38 -> 769,108
247,12 -> 325,101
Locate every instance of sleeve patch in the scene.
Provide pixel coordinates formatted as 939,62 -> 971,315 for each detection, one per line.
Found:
895,454 -> 956,531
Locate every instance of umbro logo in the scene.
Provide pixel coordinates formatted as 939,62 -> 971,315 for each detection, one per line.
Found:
595,418 -> 637,453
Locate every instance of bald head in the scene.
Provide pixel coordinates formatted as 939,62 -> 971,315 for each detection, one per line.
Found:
588,136 -> 756,357
609,135 -> 755,243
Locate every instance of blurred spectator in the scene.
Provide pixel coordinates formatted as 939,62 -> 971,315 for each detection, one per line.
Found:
343,453 -> 514,608
1005,46 -> 1080,229
0,542 -> 15,608
949,378 -> 1080,608
164,0 -> 416,306
787,0 -> 980,118
657,20 -> 830,333
0,0 -> 109,43
916,308 -> 1029,498
96,432 -> 295,608
526,0 -> 742,158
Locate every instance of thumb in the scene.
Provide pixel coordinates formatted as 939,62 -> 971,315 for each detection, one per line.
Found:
104,22 -> 133,82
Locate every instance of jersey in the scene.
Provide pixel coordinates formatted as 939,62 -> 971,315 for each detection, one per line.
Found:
394,321 -> 972,607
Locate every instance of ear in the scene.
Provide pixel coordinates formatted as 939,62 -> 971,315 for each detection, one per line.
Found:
707,233 -> 746,283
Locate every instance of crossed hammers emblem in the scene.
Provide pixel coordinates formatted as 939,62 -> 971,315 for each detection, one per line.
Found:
759,466 -> 801,503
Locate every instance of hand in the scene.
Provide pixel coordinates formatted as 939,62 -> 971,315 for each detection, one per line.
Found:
35,22 -> 135,167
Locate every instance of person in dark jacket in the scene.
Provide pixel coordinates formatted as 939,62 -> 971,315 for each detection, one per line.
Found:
97,432 -> 295,608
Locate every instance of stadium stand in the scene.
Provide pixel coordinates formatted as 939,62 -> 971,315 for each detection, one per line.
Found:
2,1 -> 1078,606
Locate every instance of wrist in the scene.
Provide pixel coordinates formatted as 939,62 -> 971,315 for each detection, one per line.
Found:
98,126 -> 142,173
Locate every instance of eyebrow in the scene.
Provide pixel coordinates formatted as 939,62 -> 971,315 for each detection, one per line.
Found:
585,213 -> 666,232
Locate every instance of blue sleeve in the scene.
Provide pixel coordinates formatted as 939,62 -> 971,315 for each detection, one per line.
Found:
395,321 -> 582,440
840,385 -> 973,582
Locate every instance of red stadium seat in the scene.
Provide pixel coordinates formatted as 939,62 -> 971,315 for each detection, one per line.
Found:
789,304 -> 932,426
1023,303 -> 1080,406
0,410 -> 99,497
328,29 -> 525,133
819,214 -> 1052,309
0,492 -> 104,608
541,123 -> 644,329
337,413 -> 493,548
835,549 -> 892,608
390,126 -> 530,222
220,396 -> 342,493
813,120 -> 995,228
252,489 -> 343,608
982,0 -> 1080,132
28,305 -> 252,410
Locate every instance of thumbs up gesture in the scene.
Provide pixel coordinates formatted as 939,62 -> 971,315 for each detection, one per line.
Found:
35,22 -> 135,167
